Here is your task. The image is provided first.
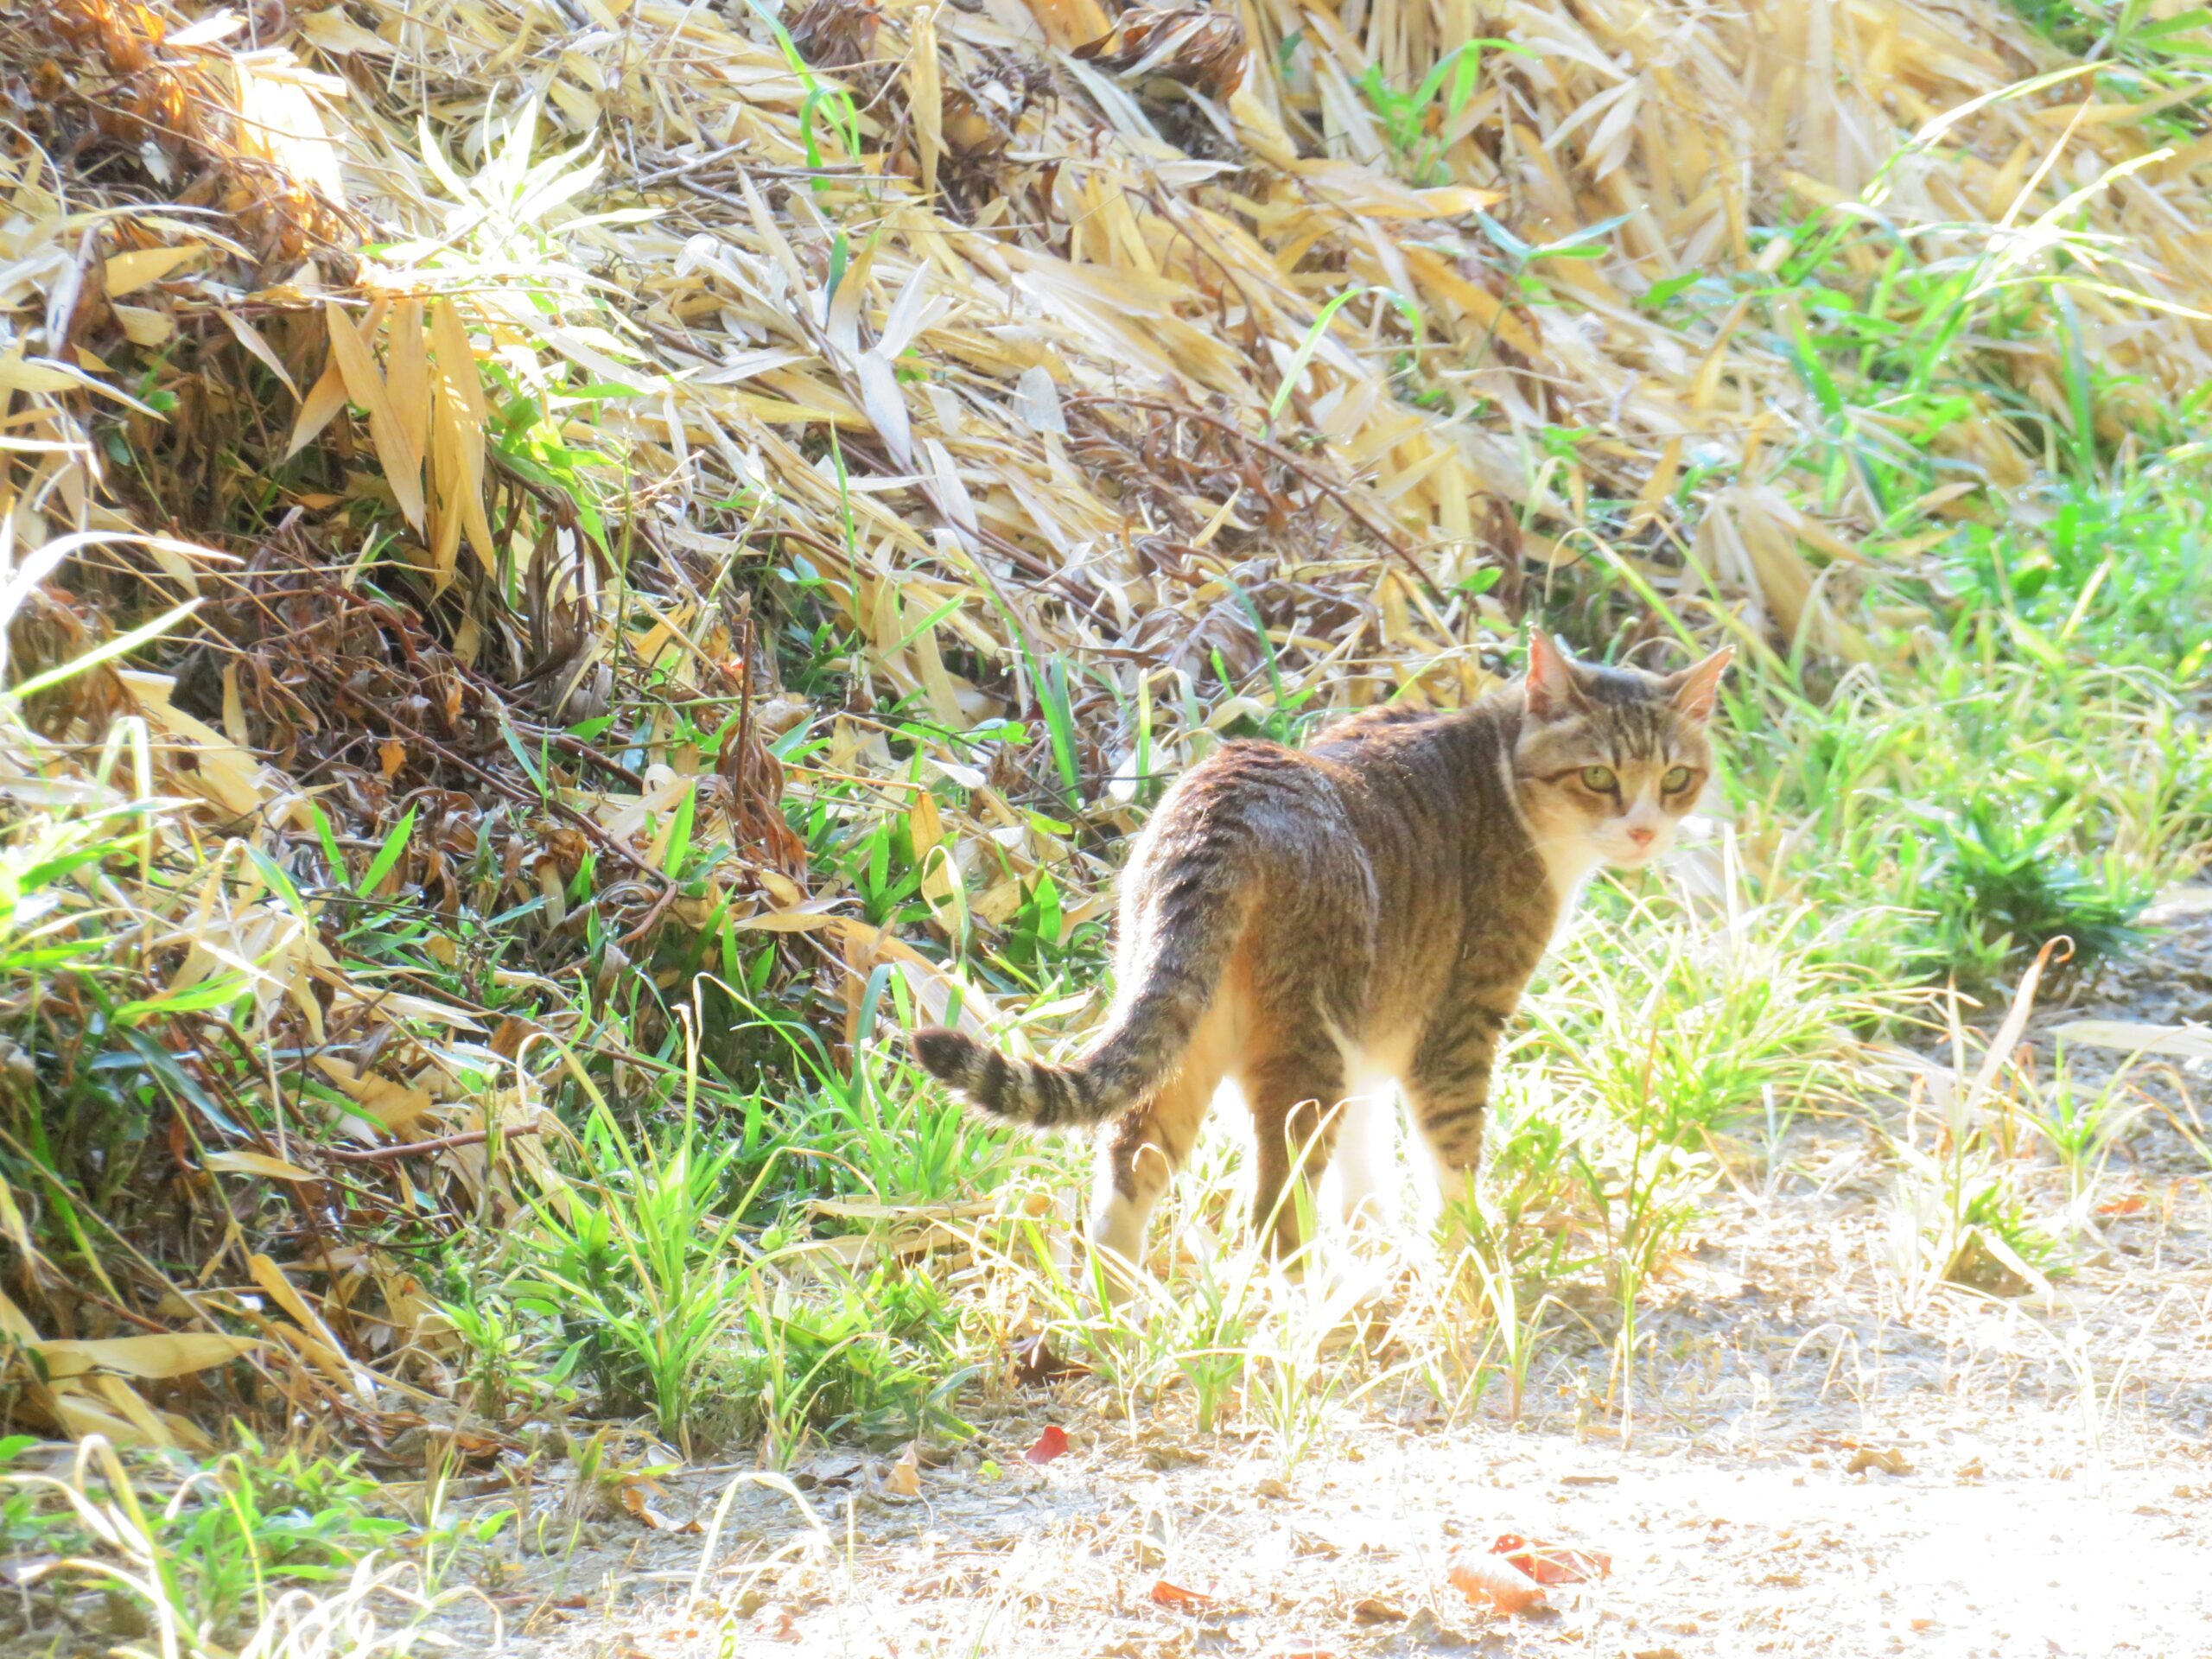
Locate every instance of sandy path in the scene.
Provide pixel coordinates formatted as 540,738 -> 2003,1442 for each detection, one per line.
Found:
417,911 -> 2212,1659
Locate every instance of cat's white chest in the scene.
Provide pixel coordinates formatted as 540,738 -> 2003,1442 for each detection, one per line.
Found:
1537,845 -> 1601,943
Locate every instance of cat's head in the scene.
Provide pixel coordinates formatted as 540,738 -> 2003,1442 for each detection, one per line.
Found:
1510,632 -> 1732,875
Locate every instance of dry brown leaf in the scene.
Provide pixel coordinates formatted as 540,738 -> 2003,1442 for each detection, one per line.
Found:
1074,7 -> 1248,99
1448,1551 -> 1548,1615
793,1452 -> 868,1491
887,1442 -> 923,1497
620,1478 -> 700,1532
1490,1534 -> 1612,1586
1148,1579 -> 1214,1611
1847,1447 -> 1914,1477
754,1604 -> 803,1642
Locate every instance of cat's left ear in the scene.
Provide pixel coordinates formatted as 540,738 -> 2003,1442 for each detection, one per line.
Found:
1664,645 -> 1733,722
1525,630 -> 1586,722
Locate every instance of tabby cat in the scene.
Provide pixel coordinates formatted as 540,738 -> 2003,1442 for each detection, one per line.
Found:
912,632 -> 1732,1270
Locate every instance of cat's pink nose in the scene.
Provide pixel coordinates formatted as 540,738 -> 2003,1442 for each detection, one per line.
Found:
1627,824 -> 1656,847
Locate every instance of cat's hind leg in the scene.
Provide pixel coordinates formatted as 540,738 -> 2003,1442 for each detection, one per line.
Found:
1087,997 -> 1236,1279
1327,1080 -> 1402,1232
1237,1020 -> 1351,1260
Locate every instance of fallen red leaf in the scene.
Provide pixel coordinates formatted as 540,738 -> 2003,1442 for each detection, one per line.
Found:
1490,1532 -> 1611,1586
753,1604 -> 801,1642
1448,1550 -> 1548,1615
1025,1424 -> 1069,1465
2095,1192 -> 2147,1217
1149,1578 -> 1215,1611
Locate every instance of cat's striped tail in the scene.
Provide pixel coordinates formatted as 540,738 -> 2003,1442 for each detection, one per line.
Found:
911,849 -> 1250,1128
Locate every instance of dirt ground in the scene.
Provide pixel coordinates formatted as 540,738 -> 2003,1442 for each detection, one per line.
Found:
406,899 -> 2212,1659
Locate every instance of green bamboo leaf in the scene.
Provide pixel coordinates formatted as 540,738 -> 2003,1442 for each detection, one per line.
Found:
356,805 -> 418,897
1269,286 -> 1369,427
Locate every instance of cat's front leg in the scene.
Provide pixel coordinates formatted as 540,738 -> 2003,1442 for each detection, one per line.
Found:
1406,996 -> 1504,1234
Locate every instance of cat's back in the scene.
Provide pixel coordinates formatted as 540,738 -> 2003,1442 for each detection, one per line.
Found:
1305,693 -> 1521,814
1141,692 -> 1522,866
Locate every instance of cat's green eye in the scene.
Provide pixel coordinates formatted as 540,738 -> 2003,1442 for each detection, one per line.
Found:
1580,766 -> 1618,793
1662,766 -> 1694,793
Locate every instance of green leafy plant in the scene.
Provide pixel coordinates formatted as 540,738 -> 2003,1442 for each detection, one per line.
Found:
1357,41 -> 1526,184
1916,796 -> 2152,980
2021,1043 -> 2151,1218
513,1085 -> 779,1452
1885,952 -> 2073,1308
0,1436 -> 422,1648
721,1268 -> 978,1462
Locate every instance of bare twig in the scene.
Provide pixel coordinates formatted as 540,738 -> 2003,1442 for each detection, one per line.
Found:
319,1124 -> 548,1166
1070,392 -> 1452,607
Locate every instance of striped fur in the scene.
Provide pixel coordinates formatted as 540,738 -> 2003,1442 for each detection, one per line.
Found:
911,772 -> 1259,1127
912,633 -> 1732,1270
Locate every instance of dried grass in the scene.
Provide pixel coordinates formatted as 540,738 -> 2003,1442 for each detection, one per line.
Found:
0,0 -> 2207,1434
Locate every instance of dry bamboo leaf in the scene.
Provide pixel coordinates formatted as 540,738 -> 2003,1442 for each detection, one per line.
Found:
114,671 -> 272,821
910,3 -> 944,200
734,900 -> 849,931
205,1149 -> 321,1182
429,297 -> 498,571
856,352 -> 915,471
26,1334 -> 263,1381
43,1386 -> 175,1449
322,300 -> 425,530
103,245 -> 203,296
248,1253 -> 372,1396
220,308 -> 301,399
386,299 -> 430,482
0,354 -> 92,395
113,305 -> 173,347
0,1186 -> 34,1266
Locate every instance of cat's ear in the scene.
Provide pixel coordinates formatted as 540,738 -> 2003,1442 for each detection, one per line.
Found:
1524,631 -> 1585,722
1664,645 -> 1733,722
